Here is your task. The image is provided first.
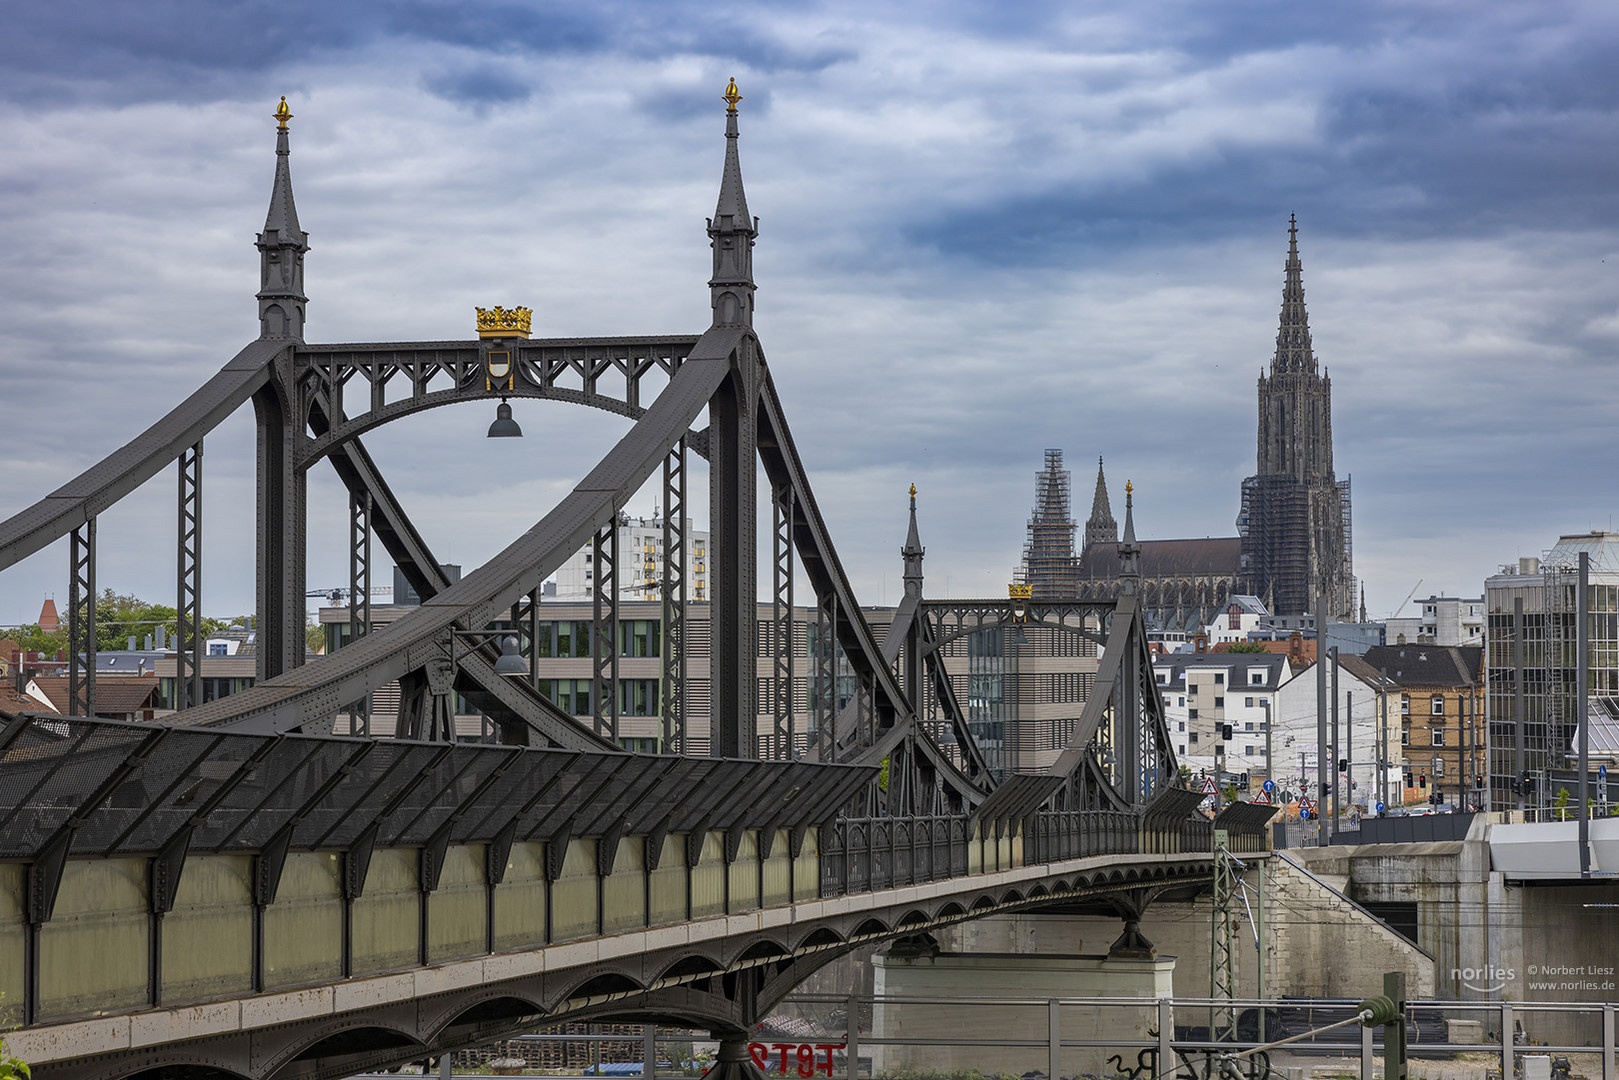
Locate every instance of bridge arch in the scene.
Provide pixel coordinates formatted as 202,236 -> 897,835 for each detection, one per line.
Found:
657,952 -> 728,981
300,382 -> 661,467
264,1022 -> 425,1080
737,938 -> 791,963
795,926 -> 846,950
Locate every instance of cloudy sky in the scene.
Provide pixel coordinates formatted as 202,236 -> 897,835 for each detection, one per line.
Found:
2,0 -> 1618,629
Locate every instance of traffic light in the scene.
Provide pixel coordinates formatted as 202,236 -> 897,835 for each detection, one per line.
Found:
1430,792 -> 1441,806
1475,775 -> 1485,790
1338,758 -> 1348,773
1221,723 -> 1234,741
1418,773 -> 1427,789
1403,771 -> 1413,787
1321,782 -> 1331,798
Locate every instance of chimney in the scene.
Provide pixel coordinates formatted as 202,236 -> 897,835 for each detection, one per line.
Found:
144,634 -> 154,651
128,635 -> 137,651
156,625 -> 167,650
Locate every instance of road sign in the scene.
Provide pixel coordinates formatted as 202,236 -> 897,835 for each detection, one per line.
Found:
1252,791 -> 1271,805
1262,779 -> 1275,793
1200,777 -> 1218,795
1375,801 -> 1386,814
1602,765 -> 1608,780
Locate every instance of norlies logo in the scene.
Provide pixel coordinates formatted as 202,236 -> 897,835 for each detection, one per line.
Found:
1453,964 -> 1515,993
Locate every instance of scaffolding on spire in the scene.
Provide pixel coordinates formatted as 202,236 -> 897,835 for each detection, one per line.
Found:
1019,449 -> 1082,600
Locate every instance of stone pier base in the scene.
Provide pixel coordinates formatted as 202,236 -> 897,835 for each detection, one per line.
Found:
871,950 -> 1175,1078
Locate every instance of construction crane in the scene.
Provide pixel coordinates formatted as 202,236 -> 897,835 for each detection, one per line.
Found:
306,586 -> 393,606
1387,579 -> 1422,620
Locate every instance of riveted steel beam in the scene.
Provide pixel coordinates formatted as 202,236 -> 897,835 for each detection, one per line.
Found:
592,521 -> 619,743
67,520 -> 96,717
176,441 -> 203,713
661,439 -> 687,753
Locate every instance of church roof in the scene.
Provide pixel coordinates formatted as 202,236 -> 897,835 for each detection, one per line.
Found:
1080,536 -> 1242,579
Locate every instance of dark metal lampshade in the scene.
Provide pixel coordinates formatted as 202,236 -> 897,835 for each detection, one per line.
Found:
493,634 -> 527,677
488,399 -> 522,438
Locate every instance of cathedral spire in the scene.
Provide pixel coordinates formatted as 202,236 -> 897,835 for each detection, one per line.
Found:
902,483 -> 925,598
1083,456 -> 1118,553
707,77 -> 757,327
256,96 -> 309,340
1272,214 -> 1314,375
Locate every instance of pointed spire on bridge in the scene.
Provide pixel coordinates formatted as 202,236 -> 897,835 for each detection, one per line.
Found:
257,96 -> 309,340
902,483 -> 925,597
1118,480 -> 1141,590
707,77 -> 757,327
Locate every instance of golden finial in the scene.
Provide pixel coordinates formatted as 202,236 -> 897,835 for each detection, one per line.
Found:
274,96 -> 292,130
1126,480 -> 1133,496
909,483 -> 917,498
722,77 -> 742,111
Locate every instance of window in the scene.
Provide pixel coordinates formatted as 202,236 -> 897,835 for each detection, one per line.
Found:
1189,708 -> 1199,720
619,619 -> 661,657
618,679 -> 659,716
1401,729 -> 1410,746
1433,757 -> 1445,776
1157,672 -> 1168,684
1245,697 -> 1255,708
1432,728 -> 1446,746
1190,731 -> 1199,743
208,643 -> 228,656
1214,697 -> 1224,708
1244,746 -> 1255,756
1178,721 -> 1186,732
1189,683 -> 1198,695
1178,697 -> 1185,707
1431,696 -> 1444,716
1244,721 -> 1254,731
1214,673 -> 1225,684
538,678 -> 593,716
1178,745 -> 1186,755
1250,669 -> 1265,685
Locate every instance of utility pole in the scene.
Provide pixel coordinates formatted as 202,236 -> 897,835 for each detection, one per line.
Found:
1331,646 -> 1341,836
1316,589 -> 1329,846
1379,669 -> 1390,811
1263,698 -> 1273,791
1579,551 -> 1591,877
1514,596 -> 1526,812
1347,689 -> 1355,815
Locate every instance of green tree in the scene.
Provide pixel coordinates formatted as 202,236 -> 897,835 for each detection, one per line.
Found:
306,615 -> 326,656
1553,786 -> 1572,821
1225,641 -> 1267,654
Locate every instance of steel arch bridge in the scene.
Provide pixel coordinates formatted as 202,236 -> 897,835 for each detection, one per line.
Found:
0,90 -> 1264,1080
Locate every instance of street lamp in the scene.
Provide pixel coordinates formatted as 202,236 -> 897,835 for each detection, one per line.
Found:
451,628 -> 528,676
487,398 -> 523,438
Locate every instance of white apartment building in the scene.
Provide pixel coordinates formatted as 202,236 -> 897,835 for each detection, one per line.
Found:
1152,652 -> 1291,780
1272,653 -> 1405,808
1386,595 -> 1484,647
550,515 -> 711,604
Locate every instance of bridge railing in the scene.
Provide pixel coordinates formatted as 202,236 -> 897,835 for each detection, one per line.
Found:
822,809 -> 1188,897
818,816 -> 972,895
1024,810 -> 1140,864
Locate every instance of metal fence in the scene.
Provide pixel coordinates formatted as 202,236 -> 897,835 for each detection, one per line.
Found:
759,993 -> 1619,1080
